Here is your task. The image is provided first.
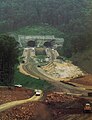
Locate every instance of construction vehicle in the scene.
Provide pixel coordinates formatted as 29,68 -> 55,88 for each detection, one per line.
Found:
83,103 -> 92,113
35,89 -> 41,96
14,84 -> 22,88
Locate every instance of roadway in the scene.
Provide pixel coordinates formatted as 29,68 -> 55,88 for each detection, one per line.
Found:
0,90 -> 43,112
23,63 -> 89,95
22,56 -> 92,95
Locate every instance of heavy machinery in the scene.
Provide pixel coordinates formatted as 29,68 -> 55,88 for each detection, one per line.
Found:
35,89 -> 41,96
83,103 -> 92,113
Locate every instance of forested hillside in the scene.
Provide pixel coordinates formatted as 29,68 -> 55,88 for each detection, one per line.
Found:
0,0 -> 92,72
0,0 -> 89,33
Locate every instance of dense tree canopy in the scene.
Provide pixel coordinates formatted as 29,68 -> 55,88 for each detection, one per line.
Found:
0,0 -> 92,57
0,35 -> 19,86
0,0 -> 89,32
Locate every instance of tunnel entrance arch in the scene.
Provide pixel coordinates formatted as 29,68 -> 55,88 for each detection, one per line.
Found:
27,40 -> 36,47
44,41 -> 52,48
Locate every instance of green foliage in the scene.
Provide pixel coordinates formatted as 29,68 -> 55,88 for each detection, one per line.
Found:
0,35 -> 19,86
0,0 -> 92,61
14,67 -> 52,91
71,45 -> 92,73
62,0 -> 92,57
14,25 -> 63,37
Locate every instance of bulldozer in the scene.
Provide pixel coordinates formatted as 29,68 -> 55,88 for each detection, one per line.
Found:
83,103 -> 92,113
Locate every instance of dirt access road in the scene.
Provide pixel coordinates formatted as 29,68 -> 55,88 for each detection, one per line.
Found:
0,90 -> 43,112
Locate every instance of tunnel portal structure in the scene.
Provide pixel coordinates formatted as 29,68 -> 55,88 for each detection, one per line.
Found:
18,35 -> 64,48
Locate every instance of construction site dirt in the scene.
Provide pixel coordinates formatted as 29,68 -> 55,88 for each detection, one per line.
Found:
0,88 -> 92,120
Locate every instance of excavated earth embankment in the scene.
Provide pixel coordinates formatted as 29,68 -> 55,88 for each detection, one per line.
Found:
0,90 -> 92,120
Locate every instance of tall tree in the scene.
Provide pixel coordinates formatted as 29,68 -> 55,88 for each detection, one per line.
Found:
0,35 -> 19,86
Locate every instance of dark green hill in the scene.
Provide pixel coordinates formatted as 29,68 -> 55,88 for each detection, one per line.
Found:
14,25 -> 63,37
71,43 -> 92,74
0,0 -> 92,74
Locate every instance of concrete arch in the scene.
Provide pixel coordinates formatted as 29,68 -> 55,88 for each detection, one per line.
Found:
27,40 -> 36,47
44,41 -> 52,48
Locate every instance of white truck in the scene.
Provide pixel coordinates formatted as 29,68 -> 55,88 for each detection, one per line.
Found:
35,89 -> 41,96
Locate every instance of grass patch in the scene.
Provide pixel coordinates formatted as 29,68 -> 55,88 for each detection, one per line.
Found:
14,67 -> 52,91
13,25 -> 64,38
35,55 -> 47,66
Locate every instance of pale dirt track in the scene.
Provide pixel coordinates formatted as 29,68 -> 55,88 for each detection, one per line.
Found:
19,63 -> 39,79
0,91 -> 43,112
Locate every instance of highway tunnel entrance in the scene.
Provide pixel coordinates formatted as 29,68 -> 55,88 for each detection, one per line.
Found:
27,40 -> 36,47
44,41 -> 52,48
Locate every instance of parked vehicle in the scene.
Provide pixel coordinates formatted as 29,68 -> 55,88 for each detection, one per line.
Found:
14,84 -> 22,88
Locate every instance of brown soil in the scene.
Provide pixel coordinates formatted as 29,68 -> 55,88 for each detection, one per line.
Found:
0,91 -> 92,120
70,74 -> 92,86
0,102 -> 51,120
0,88 -> 92,120
45,92 -> 88,114
0,87 -> 33,105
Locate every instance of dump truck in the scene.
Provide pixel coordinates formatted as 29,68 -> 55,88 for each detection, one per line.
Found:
83,103 -> 92,113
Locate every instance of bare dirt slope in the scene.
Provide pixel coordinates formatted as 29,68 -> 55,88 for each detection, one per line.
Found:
70,74 -> 92,86
0,90 -> 92,120
0,87 -> 33,104
0,102 -> 51,120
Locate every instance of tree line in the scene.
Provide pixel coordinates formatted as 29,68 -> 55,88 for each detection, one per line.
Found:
0,0 -> 92,85
0,35 -> 19,86
0,0 -> 92,56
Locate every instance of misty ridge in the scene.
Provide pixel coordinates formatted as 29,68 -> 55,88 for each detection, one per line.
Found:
0,0 -> 92,72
